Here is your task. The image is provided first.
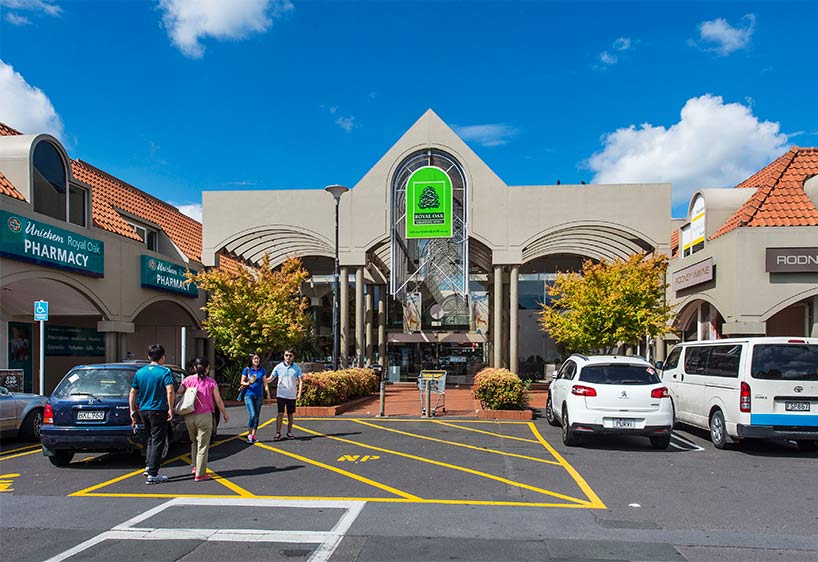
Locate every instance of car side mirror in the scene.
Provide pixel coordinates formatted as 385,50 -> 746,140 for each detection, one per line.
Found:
654,360 -> 664,371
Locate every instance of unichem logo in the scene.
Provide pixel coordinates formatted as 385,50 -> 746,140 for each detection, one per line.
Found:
7,216 -> 21,233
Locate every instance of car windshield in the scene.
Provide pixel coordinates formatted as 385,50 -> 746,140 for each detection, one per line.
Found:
53,368 -> 135,399
751,344 -> 818,381
579,364 -> 660,385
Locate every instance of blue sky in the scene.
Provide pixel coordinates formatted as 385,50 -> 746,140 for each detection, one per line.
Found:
1,0 -> 817,220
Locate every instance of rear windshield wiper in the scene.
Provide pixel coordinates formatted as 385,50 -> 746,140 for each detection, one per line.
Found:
70,392 -> 101,401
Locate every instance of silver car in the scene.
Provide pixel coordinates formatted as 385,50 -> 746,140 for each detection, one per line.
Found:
0,385 -> 47,441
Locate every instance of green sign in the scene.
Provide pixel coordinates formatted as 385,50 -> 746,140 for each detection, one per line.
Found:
141,255 -> 198,297
45,326 -> 105,357
406,166 -> 453,239
0,210 -> 104,277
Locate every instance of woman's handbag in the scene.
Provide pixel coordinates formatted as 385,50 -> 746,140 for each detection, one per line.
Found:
174,385 -> 198,415
236,386 -> 247,402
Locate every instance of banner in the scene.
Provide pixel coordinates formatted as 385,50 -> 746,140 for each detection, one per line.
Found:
45,326 -> 105,357
469,292 -> 489,334
403,292 -> 422,332
405,166 -> 453,239
141,255 -> 198,297
0,210 -> 104,277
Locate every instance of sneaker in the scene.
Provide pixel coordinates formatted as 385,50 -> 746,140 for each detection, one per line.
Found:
145,474 -> 168,485
191,466 -> 196,474
194,474 -> 212,482
143,467 -> 150,476
246,436 -> 254,444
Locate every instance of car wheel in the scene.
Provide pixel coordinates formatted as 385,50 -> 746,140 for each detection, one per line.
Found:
48,451 -> 74,467
545,395 -> 560,427
650,435 -> 671,449
20,409 -> 43,441
561,406 -> 578,446
709,409 -> 728,449
796,440 -> 818,452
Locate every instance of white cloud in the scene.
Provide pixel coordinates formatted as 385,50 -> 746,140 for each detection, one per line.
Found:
0,59 -> 64,139
599,51 -> 617,65
453,123 -> 518,147
693,14 -> 755,56
597,36 -> 635,66
158,0 -> 293,59
613,37 -> 632,51
335,115 -> 355,133
587,94 -> 789,206
0,0 -> 62,16
172,202 -> 202,222
5,12 -> 31,25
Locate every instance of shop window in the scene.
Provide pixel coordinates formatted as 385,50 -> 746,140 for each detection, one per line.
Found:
68,184 -> 88,227
32,141 -> 68,221
127,221 -> 159,251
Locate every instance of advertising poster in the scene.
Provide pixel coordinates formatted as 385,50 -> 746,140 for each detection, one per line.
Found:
403,292 -> 422,332
470,292 -> 489,334
8,322 -> 33,392
405,166 -> 453,239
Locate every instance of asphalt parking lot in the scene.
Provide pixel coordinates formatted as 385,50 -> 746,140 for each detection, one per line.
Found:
1,405 -> 817,562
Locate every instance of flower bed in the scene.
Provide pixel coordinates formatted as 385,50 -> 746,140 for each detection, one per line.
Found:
472,368 -> 531,413
298,368 -> 379,407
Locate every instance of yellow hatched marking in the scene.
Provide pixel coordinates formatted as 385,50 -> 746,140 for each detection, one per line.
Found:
294,424 -> 589,506
0,448 -> 41,461
181,454 -> 255,498
528,423 -> 606,509
0,473 -> 21,492
433,421 -> 541,444
0,444 -> 41,456
254,441 -> 419,500
355,420 -> 561,466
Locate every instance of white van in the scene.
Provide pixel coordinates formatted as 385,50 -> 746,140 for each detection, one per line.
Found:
660,337 -> 818,451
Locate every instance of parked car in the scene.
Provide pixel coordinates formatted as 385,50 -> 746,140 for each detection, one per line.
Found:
40,362 -> 189,467
546,354 -> 674,449
659,337 -> 818,451
0,385 -> 47,441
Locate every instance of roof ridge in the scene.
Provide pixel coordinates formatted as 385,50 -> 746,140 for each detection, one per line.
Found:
0,121 -> 23,136
738,148 -> 796,225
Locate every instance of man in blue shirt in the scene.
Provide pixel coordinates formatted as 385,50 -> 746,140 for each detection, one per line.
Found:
272,349 -> 303,441
129,344 -> 175,484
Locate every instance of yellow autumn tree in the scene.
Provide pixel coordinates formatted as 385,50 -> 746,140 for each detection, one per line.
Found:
189,255 -> 310,362
539,253 -> 673,354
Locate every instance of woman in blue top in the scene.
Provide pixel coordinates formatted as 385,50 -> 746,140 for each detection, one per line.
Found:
240,353 -> 270,443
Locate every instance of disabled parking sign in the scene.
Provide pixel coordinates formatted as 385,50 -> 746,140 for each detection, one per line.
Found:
34,300 -> 48,321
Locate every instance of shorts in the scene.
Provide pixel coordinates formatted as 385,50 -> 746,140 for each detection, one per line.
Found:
276,397 -> 296,415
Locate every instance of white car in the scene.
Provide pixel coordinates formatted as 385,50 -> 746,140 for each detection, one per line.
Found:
546,354 -> 674,449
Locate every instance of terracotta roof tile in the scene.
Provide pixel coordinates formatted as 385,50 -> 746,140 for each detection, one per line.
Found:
711,147 -> 818,239
0,170 -> 25,201
0,122 -> 23,136
670,229 -> 679,259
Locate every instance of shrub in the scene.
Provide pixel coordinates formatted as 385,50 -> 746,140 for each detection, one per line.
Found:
472,368 -> 530,410
299,368 -> 379,406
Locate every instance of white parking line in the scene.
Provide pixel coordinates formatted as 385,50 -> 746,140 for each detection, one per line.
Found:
44,497 -> 366,562
670,432 -> 705,451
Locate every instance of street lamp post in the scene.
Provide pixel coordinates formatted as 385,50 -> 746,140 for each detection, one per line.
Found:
325,184 -> 349,371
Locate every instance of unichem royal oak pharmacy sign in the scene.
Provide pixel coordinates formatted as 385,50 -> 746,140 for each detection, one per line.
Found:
0,211 -> 104,277
405,166 -> 453,239
140,255 -> 198,297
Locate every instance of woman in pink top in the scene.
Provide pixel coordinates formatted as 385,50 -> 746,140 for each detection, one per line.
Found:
180,357 -> 229,481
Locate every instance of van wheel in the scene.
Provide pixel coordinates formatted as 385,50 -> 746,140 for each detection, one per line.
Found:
545,395 -> 560,427
796,440 -> 818,452
48,451 -> 74,467
561,406 -> 578,446
709,410 -> 728,449
650,435 -> 671,449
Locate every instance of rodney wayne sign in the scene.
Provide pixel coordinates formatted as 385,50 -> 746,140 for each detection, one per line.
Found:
0,211 -> 104,277
766,248 -> 818,273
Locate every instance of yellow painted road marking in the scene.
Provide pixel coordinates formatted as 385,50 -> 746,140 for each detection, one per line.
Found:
355,419 -> 561,466
298,417 -> 531,424
0,443 -> 41,456
528,423 -> 606,509
434,421 -> 541,444
0,448 -> 42,461
294,424 -> 589,506
181,454 -> 255,498
254,441 -> 419,500
337,454 -> 380,462
0,473 -> 21,492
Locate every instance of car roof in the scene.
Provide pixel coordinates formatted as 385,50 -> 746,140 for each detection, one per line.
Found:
568,354 -> 652,367
69,361 -> 184,370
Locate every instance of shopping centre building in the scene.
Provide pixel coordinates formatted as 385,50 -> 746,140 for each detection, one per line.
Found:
3,110 -> 818,390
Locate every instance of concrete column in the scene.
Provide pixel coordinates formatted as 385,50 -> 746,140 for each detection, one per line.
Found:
206,338 -> 216,377
493,265 -> 503,368
365,288 -> 373,367
811,296 -> 818,338
117,333 -> 128,362
104,332 -> 117,363
355,267 -> 364,367
509,265 -> 519,374
655,336 -> 667,362
378,285 -> 386,367
340,266 -> 349,367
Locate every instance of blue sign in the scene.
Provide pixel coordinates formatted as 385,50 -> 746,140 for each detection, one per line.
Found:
34,300 -> 48,321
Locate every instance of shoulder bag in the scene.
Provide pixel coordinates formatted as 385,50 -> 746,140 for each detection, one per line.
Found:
175,383 -> 198,415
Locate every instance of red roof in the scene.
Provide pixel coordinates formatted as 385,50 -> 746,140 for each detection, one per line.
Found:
711,146 -> 818,239
0,170 -> 25,201
0,122 -> 22,136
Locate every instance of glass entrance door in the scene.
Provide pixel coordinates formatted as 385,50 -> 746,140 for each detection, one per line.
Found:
386,342 -> 485,383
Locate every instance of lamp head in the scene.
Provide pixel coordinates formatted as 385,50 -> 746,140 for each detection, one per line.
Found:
325,184 -> 349,201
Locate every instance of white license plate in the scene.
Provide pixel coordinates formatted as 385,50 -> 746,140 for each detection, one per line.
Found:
612,418 -> 636,428
785,401 -> 810,412
77,410 -> 105,421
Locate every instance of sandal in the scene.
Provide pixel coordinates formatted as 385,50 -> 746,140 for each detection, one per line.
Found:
287,432 -> 295,440
274,432 -> 281,441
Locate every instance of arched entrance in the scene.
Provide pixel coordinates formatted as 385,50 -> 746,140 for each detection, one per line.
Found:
131,299 -> 201,368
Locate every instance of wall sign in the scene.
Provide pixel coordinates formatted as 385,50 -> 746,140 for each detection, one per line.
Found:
44,326 -> 105,357
405,166 -> 453,239
0,211 -> 104,277
766,248 -> 818,273
140,255 -> 198,297
672,257 -> 714,291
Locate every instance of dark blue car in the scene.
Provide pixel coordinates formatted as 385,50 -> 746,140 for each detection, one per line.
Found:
40,362 -> 189,467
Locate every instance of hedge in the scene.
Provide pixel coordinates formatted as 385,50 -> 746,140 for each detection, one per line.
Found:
298,368 -> 379,407
472,368 -> 530,410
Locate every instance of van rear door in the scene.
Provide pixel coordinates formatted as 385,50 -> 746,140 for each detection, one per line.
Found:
747,342 -> 818,428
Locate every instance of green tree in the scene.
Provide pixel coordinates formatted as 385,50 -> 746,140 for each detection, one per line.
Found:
189,255 -> 311,363
418,186 -> 440,209
539,253 -> 673,354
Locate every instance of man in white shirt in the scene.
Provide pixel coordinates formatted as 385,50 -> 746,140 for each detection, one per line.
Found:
272,349 -> 302,441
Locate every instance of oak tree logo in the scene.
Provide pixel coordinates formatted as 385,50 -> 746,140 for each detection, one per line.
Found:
418,185 -> 440,209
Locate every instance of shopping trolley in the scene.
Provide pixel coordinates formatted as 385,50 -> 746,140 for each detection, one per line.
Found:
418,370 -> 446,417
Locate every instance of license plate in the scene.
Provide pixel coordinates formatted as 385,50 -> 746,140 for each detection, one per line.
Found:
613,418 -> 636,428
77,410 -> 105,421
785,401 -> 810,412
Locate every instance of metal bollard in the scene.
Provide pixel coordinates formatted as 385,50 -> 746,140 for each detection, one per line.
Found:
377,378 -> 386,417
424,380 -> 432,418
